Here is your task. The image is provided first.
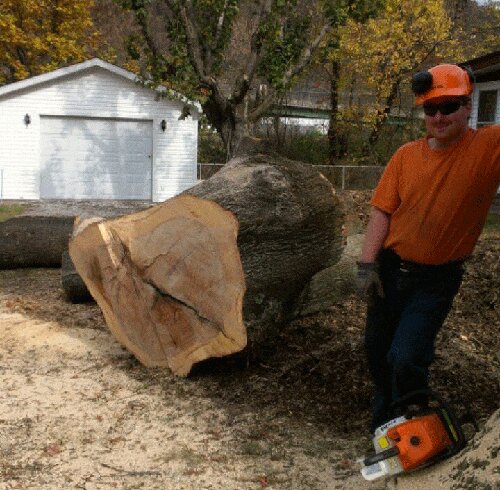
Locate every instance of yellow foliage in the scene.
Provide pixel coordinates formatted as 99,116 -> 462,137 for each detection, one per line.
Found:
0,0 -> 100,84
336,0 -> 465,122
123,59 -> 141,75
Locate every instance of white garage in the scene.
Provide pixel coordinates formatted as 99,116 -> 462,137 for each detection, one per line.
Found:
0,58 -> 201,202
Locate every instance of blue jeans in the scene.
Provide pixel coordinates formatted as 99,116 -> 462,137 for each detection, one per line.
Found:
364,249 -> 464,432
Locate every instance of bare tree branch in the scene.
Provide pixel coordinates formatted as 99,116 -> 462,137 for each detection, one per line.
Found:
130,1 -> 165,79
229,0 -> 273,105
206,0 -> 230,72
163,0 -> 232,119
185,1 -> 212,71
15,46 -> 29,74
172,2 -> 209,82
282,23 -> 331,86
248,22 -> 332,121
247,91 -> 277,122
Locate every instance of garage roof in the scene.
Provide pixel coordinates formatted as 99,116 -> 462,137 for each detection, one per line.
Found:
0,58 -> 202,114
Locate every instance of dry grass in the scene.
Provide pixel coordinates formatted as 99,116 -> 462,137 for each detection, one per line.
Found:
0,203 -> 30,222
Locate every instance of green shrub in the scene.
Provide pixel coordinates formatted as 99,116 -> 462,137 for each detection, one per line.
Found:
280,129 -> 330,164
198,124 -> 226,163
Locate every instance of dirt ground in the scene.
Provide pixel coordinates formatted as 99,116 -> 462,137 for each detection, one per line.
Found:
0,228 -> 498,489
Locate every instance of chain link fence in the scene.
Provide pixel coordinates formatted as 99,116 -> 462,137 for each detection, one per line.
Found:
198,163 -> 385,190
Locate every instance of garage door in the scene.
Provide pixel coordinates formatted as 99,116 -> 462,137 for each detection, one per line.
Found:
40,116 -> 153,199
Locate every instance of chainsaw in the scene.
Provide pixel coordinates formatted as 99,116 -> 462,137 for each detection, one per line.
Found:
359,389 -> 478,481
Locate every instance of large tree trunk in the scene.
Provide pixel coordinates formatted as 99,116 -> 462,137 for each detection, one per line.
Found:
294,234 -> 363,317
0,216 -> 74,268
221,118 -> 248,160
69,154 -> 345,375
202,96 -> 246,161
69,197 -> 245,375
1,202 -> 152,269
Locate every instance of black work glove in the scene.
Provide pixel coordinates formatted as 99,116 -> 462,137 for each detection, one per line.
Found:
356,261 -> 384,300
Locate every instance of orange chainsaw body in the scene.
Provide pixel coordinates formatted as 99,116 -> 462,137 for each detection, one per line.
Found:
387,413 -> 453,470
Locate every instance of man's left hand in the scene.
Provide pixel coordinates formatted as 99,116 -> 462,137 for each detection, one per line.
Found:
356,261 -> 384,300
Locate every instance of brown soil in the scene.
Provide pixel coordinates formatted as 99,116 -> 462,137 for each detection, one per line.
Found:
0,220 -> 498,489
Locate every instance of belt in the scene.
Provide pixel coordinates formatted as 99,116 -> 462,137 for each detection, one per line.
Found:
380,249 -> 464,274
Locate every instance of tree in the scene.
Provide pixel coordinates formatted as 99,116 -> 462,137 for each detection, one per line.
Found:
334,0 -> 500,155
0,0 -> 101,85
119,0 -> 381,159
319,1 -> 384,164
338,0 -> 461,151
447,0 -> 500,58
90,0 -> 143,72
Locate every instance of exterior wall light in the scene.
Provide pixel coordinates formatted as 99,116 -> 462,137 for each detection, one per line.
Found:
160,119 -> 167,132
24,113 -> 31,126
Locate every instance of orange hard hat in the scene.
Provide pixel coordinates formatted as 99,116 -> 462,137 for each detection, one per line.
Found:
412,64 -> 473,105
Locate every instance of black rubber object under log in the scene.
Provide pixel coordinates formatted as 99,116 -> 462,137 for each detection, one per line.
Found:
61,250 -> 93,303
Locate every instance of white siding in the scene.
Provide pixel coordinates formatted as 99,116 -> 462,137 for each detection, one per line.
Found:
0,66 -> 198,201
470,81 -> 500,129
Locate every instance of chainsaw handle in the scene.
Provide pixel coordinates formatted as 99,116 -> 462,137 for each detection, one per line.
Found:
363,446 -> 400,466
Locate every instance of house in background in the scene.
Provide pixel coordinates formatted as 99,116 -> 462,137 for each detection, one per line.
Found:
0,58 -> 201,202
461,50 -> 500,128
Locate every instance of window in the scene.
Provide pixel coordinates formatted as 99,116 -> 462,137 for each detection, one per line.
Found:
477,90 -> 498,127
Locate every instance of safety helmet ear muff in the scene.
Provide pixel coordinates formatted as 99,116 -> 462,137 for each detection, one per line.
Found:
412,64 -> 474,105
411,72 -> 433,97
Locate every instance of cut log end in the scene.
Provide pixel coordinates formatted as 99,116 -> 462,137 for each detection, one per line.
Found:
69,194 -> 247,376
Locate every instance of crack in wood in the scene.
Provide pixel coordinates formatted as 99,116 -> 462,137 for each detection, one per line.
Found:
145,279 -> 218,329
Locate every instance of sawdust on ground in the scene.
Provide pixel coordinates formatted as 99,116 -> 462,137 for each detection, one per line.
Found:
0,206 -> 498,489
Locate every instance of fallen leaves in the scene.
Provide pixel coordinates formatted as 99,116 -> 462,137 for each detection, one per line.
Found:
42,443 -> 63,457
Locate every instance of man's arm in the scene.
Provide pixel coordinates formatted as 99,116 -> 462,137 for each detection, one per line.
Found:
359,206 -> 391,263
355,207 -> 391,299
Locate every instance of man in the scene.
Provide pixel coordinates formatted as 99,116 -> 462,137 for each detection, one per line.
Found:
356,63 -> 500,432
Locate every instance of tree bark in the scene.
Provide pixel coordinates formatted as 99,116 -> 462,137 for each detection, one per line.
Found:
68,154 -> 345,375
367,80 -> 400,150
0,216 -> 75,268
328,58 -> 346,164
294,233 -> 362,317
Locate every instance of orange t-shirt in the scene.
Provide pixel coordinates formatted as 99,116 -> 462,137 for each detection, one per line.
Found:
371,125 -> 500,264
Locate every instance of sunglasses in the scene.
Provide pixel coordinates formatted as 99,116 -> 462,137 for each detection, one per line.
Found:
423,100 -> 465,117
